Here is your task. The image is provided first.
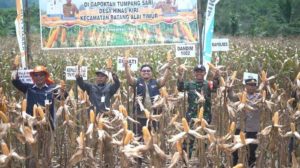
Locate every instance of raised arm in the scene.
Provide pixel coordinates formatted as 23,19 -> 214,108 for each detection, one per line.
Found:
176,66 -> 186,92
158,67 -> 171,88
109,73 -> 120,95
75,73 -> 92,93
211,69 -> 221,91
11,70 -> 29,94
124,57 -> 136,86
158,58 -> 174,87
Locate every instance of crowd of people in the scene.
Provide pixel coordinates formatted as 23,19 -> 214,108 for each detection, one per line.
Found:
7,55 -> 300,167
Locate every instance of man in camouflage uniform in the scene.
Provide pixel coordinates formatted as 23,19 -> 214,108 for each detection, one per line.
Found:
177,64 -> 220,157
177,64 -> 220,124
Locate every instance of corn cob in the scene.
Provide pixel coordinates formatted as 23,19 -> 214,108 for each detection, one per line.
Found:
77,56 -> 84,66
76,28 -> 84,45
201,119 -> 206,128
61,27 -> 66,43
208,134 -> 215,143
90,110 -> 95,123
119,105 -> 128,117
167,50 -> 172,61
64,111 -> 69,121
36,106 -> 44,119
219,76 -> 226,87
233,163 -> 244,168
170,113 -> 178,125
123,120 -> 128,131
207,62 -> 216,71
291,123 -> 296,132
46,27 -> 60,48
229,122 -> 236,134
142,126 -> 151,144
0,111 -> 8,123
0,96 -> 7,113
106,58 -> 113,69
272,111 -> 279,126
33,104 -> 37,117
198,107 -> 204,120
296,72 -> 300,80
124,49 -> 130,59
144,109 -> 150,119
98,118 -> 104,130
160,87 -> 168,97
1,141 -> 10,155
230,71 -> 237,86
123,130 -> 134,145
179,22 -> 195,42
14,55 -> 20,67
240,131 -> 246,145
260,70 -> 267,82
173,23 -> 180,38
240,91 -> 247,103
176,140 -> 183,154
21,99 -> 27,112
182,118 -> 190,133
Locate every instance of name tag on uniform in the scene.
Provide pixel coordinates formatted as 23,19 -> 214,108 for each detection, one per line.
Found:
45,99 -> 49,105
101,96 -> 105,102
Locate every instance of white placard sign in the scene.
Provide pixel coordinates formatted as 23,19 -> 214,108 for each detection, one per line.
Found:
117,57 -> 138,71
18,69 -> 33,84
212,38 -> 229,51
176,44 -> 196,57
243,72 -> 258,85
65,66 -> 88,80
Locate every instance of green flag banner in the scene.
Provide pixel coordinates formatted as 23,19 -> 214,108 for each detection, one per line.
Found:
40,0 -> 199,49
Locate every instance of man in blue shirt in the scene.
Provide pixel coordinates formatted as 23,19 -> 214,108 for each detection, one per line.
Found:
12,65 -> 67,167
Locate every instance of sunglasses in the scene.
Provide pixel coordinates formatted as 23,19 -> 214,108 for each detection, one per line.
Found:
246,83 -> 257,86
33,73 -> 46,77
141,69 -> 151,72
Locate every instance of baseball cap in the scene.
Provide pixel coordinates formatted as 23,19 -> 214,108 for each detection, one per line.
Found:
193,64 -> 206,72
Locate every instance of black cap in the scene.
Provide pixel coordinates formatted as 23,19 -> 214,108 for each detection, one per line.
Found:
245,78 -> 257,85
193,64 -> 206,72
95,69 -> 108,77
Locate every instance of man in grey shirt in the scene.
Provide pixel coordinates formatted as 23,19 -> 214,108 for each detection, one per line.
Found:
76,69 -> 120,114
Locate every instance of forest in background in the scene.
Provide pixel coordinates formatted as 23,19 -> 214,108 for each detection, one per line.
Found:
0,0 -> 300,36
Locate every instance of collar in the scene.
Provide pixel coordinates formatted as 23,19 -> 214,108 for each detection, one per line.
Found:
32,83 -> 48,89
97,83 -> 105,87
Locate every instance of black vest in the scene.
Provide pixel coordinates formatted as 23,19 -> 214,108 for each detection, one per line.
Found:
136,78 -> 160,107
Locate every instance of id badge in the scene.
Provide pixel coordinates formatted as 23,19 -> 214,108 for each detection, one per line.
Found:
101,96 -> 105,102
45,99 -> 49,105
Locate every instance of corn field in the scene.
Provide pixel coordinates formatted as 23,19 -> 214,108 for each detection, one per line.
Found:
0,35 -> 300,168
